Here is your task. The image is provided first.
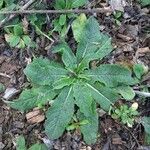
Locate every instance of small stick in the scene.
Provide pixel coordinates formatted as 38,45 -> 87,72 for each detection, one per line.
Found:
0,73 -> 11,78
134,90 -> 150,97
0,0 -> 36,28
0,7 -> 112,15
123,125 -> 140,148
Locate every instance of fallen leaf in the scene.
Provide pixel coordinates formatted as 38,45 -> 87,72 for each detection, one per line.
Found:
117,33 -> 133,42
26,108 -> 45,124
136,47 -> 150,56
112,134 -> 124,145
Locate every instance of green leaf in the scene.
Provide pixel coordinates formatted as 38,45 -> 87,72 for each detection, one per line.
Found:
28,143 -> 47,150
73,82 -> 93,117
133,64 -> 145,79
5,34 -> 20,47
72,13 -> 87,42
0,83 -> 5,93
95,82 -> 120,102
10,86 -> 56,111
139,0 -> 150,6
24,58 -> 68,85
5,0 -> 15,6
115,86 -> 135,100
0,1 -> 4,9
141,117 -> 150,134
16,135 -> 26,150
71,0 -> 88,8
53,77 -> 74,89
79,102 -> 98,144
17,39 -> 25,49
86,83 -> 116,111
14,25 -> 24,36
66,124 -> 77,131
22,35 -> 31,45
85,64 -> 137,87
52,42 -> 77,70
59,14 -> 66,26
76,17 -> 113,69
45,87 -> 74,139
144,133 -> 150,145
54,0 -> 66,9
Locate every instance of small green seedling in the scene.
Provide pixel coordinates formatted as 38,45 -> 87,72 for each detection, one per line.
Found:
113,11 -> 123,26
4,24 -> 34,49
67,119 -> 89,131
111,103 -> 139,127
16,135 -> 47,150
51,0 -> 88,37
9,16 -> 138,144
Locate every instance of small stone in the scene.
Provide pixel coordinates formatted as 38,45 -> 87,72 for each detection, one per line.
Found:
87,146 -> 92,150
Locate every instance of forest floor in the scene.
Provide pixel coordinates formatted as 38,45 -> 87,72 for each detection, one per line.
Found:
0,0 -> 150,150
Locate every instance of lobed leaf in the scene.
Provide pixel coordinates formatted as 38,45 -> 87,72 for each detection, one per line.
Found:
53,77 -> 75,89
10,86 -> 56,111
141,117 -> 150,134
73,82 -> 93,117
76,17 -> 113,69
115,85 -> 135,100
52,42 -> 77,71
72,13 -> 87,42
45,87 -> 74,139
24,58 -> 68,85
85,64 -> 137,87
86,83 -> 116,111
80,102 -> 98,144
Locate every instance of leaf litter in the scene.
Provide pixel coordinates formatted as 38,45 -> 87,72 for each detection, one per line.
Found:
0,0 -> 150,149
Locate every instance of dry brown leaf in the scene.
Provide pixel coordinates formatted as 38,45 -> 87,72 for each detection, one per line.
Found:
117,33 -> 133,42
137,47 -> 150,54
26,108 -> 45,124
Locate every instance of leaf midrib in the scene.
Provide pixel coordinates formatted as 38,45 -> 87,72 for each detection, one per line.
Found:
86,83 -> 114,105
48,87 -> 73,137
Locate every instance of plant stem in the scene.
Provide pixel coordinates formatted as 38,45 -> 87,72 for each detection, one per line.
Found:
134,90 -> 150,97
0,7 -> 112,15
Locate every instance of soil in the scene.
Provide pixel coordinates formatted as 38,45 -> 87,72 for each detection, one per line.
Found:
0,0 -> 150,150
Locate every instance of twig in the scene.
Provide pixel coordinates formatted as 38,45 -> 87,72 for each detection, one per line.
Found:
0,7 -> 112,15
123,125 -> 140,147
0,73 -> 11,78
134,90 -> 150,97
0,0 -> 36,28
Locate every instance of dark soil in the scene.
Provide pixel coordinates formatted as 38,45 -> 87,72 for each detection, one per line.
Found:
0,0 -> 150,150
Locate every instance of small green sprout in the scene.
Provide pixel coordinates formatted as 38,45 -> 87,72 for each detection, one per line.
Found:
111,102 -> 139,127
4,24 -> 35,49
